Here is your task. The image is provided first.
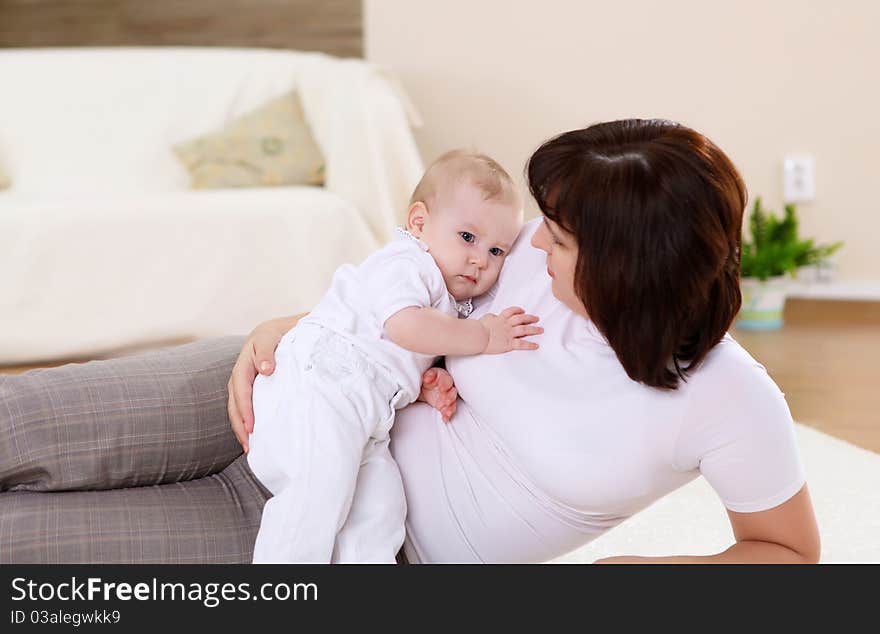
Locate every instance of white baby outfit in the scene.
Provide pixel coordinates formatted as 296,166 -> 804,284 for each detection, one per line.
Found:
247,230 -> 463,563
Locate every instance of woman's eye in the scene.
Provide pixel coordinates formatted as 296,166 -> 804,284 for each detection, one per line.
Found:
543,219 -> 565,247
459,232 -> 475,243
489,247 -> 504,257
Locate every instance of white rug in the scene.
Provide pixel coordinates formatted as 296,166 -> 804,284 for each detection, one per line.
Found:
553,423 -> 880,563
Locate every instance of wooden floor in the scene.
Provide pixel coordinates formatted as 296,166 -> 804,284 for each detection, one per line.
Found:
2,299 -> 878,452
731,299 -> 880,453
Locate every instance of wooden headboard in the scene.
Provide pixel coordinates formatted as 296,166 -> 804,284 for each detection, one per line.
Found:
0,0 -> 362,58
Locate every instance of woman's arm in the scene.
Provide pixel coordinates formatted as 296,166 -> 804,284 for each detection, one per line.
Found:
385,306 -> 542,356
227,313 -> 306,452
595,484 -> 820,564
227,310 -> 488,451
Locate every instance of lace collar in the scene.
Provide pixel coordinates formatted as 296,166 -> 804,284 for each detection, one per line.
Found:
395,227 -> 429,251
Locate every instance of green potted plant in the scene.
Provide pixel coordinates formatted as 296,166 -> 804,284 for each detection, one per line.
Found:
737,197 -> 843,330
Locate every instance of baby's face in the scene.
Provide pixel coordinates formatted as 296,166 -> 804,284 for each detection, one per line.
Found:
410,182 -> 522,301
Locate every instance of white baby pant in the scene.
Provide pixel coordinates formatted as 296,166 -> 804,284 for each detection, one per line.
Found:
247,324 -> 407,563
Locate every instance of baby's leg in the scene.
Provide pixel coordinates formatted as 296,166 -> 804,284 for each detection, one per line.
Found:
247,329 -> 378,563
332,439 -> 406,564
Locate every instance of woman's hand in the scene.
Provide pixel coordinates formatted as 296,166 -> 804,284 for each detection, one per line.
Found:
228,314 -> 304,452
418,367 -> 458,422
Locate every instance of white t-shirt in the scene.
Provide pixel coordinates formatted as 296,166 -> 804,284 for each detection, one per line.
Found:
300,231 -> 459,404
392,218 -> 806,563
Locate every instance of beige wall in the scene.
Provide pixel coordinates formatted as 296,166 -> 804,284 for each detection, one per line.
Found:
365,0 -> 879,282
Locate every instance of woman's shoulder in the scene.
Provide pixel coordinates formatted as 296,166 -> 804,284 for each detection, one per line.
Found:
508,218 -> 543,261
473,218 -> 545,314
496,219 -> 546,285
683,333 -> 788,418
675,334 -> 804,513
692,334 -> 772,383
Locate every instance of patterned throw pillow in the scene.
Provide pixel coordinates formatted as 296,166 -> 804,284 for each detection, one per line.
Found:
0,163 -> 10,190
173,91 -> 325,189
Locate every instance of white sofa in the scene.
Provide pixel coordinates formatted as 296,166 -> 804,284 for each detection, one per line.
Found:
0,47 -> 424,363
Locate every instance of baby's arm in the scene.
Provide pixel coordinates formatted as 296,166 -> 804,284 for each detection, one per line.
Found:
384,306 -> 542,356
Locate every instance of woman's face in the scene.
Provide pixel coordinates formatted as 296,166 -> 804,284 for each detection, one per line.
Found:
530,217 -> 587,317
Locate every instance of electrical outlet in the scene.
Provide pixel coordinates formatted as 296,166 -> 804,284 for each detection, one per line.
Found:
783,155 -> 815,202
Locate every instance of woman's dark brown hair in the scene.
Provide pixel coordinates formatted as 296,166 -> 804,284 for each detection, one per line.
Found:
526,119 -> 746,389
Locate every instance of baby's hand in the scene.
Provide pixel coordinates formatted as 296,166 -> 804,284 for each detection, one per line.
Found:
479,306 -> 542,354
418,367 -> 458,423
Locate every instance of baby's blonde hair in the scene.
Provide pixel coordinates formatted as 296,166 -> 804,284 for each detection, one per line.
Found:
409,149 -> 520,209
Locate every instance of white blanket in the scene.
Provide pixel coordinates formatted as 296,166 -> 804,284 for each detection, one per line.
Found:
295,53 -> 426,241
0,48 -> 425,243
0,48 -> 426,363
0,188 -> 377,362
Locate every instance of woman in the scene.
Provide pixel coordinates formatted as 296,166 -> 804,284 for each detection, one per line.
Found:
228,119 -> 820,563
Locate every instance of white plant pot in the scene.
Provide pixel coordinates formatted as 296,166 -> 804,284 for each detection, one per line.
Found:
737,275 -> 790,330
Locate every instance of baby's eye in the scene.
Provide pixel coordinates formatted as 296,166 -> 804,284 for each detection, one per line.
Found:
459,232 -> 475,243
489,247 -> 504,257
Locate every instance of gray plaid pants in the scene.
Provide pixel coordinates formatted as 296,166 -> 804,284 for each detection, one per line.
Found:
0,337 -> 271,563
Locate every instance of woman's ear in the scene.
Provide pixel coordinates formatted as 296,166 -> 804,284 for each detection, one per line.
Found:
406,201 -> 428,236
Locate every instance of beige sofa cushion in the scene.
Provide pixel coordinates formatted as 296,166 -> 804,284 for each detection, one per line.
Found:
0,163 -> 10,190
173,91 -> 325,189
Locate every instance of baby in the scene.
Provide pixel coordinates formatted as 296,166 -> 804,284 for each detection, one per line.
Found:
246,150 -> 542,563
